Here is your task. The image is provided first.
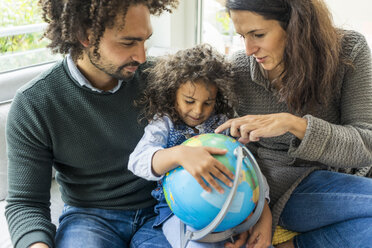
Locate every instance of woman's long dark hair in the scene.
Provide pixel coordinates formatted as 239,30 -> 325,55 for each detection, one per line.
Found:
227,0 -> 351,114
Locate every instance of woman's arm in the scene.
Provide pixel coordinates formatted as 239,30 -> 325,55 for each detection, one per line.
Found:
217,33 -> 372,169
215,113 -> 307,143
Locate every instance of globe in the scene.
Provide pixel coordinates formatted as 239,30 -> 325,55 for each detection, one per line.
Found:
162,133 -> 260,232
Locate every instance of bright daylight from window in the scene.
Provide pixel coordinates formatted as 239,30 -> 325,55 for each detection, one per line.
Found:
0,0 -> 60,73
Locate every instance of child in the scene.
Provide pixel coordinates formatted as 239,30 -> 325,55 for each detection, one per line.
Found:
129,44 -> 272,248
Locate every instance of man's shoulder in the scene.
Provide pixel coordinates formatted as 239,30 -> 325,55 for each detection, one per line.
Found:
17,59 -> 67,96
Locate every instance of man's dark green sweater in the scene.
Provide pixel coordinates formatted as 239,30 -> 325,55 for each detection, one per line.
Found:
5,58 -> 157,248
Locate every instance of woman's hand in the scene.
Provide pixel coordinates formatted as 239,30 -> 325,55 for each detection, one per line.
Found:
215,113 -> 307,144
152,145 -> 234,193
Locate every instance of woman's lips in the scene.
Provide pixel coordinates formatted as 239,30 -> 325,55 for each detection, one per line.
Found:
255,56 -> 266,63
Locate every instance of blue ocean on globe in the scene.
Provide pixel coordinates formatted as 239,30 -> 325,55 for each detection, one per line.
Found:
162,133 -> 259,232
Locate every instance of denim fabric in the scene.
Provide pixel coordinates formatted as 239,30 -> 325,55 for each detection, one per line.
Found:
279,170 -> 372,248
163,215 -> 275,248
55,205 -> 171,248
152,183 -> 173,228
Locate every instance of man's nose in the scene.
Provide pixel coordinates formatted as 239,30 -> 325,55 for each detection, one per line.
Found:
131,43 -> 146,64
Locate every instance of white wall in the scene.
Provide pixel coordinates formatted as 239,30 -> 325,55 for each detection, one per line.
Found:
326,0 -> 372,47
148,0 -> 200,56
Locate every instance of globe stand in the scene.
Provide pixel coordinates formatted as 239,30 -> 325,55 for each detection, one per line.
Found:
180,146 -> 266,248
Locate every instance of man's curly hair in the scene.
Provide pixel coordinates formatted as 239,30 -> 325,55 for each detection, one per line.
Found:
139,44 -> 237,123
39,0 -> 179,61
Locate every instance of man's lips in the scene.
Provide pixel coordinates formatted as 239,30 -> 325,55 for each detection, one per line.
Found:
124,66 -> 138,73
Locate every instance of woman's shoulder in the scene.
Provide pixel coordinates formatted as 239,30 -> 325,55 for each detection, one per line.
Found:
339,29 -> 370,59
228,50 -> 253,74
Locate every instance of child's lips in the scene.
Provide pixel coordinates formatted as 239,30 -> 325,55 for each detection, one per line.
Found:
189,116 -> 203,122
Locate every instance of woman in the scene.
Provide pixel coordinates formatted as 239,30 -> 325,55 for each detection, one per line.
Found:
216,0 -> 372,247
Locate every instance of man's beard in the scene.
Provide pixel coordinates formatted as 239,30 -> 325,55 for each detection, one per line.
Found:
88,51 -> 141,81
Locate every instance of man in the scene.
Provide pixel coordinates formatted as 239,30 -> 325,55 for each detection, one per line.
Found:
5,0 -> 178,247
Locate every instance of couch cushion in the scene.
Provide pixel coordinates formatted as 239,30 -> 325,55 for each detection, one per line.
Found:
0,200 -> 12,248
0,101 -> 11,201
0,179 -> 63,248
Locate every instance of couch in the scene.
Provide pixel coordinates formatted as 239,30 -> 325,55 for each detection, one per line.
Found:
0,63 -> 63,248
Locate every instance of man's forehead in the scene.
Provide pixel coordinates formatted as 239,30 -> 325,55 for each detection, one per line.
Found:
111,4 -> 151,33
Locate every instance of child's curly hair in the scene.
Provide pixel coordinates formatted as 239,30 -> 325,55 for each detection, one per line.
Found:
139,44 -> 237,123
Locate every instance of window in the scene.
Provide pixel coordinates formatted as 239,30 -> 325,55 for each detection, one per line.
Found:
201,0 -> 243,55
0,0 -> 60,73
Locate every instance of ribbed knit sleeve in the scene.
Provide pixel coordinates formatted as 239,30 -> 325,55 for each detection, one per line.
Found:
6,91 -> 55,248
288,33 -> 372,168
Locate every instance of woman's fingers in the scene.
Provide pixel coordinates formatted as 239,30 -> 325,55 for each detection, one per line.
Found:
215,119 -> 233,133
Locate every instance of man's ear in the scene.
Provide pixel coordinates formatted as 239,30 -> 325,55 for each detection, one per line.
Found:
79,29 -> 92,48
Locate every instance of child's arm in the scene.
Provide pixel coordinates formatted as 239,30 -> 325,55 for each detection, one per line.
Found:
128,115 -> 234,193
152,145 -> 234,193
246,201 -> 272,248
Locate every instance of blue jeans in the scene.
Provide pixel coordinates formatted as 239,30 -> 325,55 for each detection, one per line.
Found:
55,205 -> 172,248
279,170 -> 372,248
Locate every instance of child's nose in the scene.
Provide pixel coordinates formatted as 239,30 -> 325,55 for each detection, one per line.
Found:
193,104 -> 203,115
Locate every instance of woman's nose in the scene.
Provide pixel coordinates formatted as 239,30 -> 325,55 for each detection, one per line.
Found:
245,39 -> 258,56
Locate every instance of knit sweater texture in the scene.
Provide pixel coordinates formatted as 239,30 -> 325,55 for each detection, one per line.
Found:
230,30 -> 372,232
5,58 -> 156,248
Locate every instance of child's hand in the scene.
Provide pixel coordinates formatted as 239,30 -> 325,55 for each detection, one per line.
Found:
224,201 -> 272,248
224,232 -> 248,248
246,201 -> 272,248
178,145 -> 234,193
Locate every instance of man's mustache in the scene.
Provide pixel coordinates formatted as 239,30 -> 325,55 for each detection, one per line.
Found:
119,61 -> 141,71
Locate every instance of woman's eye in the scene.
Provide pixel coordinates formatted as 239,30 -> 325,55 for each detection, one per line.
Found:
254,34 -> 265,38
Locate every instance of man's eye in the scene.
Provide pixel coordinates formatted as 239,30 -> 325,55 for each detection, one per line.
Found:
122,42 -> 135,46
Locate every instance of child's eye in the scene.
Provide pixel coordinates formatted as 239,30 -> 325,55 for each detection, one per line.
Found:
185,101 -> 194,104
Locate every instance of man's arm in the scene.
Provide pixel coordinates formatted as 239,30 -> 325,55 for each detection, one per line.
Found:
6,92 -> 55,248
